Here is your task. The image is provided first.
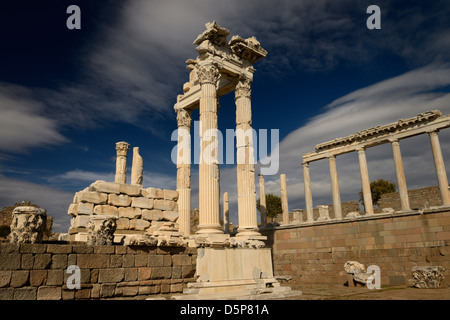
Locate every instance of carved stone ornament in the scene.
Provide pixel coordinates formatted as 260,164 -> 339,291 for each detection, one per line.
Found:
197,63 -> 220,85
235,79 -> 252,100
115,141 -> 130,157
86,215 -> 117,245
176,108 -> 192,128
10,206 -> 47,244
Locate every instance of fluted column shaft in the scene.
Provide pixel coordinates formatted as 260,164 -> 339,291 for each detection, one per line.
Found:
328,155 -> 342,219
259,174 -> 267,227
280,174 -> 289,225
391,139 -> 410,211
429,131 -> 450,205
357,148 -> 374,214
176,109 -> 192,236
235,79 -> 259,237
302,162 -> 314,222
223,192 -> 230,234
197,63 -> 222,234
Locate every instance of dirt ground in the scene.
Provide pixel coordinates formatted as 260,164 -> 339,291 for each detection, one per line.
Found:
286,284 -> 450,300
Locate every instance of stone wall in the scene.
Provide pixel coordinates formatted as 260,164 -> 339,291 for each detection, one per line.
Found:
68,180 -> 179,242
0,242 -> 196,300
377,185 -> 447,211
264,208 -> 450,289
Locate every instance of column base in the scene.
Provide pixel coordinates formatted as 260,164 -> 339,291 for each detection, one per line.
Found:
196,224 -> 224,235
236,227 -> 266,240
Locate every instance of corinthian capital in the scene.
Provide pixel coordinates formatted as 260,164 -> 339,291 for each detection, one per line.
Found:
115,141 -> 130,157
197,63 -> 220,85
176,108 -> 192,128
235,79 -> 252,101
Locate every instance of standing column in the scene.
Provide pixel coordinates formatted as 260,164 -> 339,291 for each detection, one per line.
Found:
235,78 -> 260,237
428,131 -> 450,205
196,63 -> 222,234
115,141 -> 130,184
328,155 -> 342,219
391,139 -> 410,211
223,192 -> 230,234
258,174 -> 267,227
357,147 -> 374,215
280,174 -> 289,225
176,108 -> 192,236
302,162 -> 314,222
131,147 -> 143,186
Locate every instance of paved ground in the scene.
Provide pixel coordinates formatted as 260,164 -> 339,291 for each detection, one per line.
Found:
285,284 -> 450,300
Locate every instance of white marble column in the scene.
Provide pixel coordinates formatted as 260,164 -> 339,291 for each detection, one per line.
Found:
131,147 -> 143,186
302,162 -> 314,222
357,147 -> 374,215
280,174 -> 289,225
391,139 -> 410,211
223,192 -> 230,234
115,141 -> 130,184
428,131 -> 450,205
235,78 -> 260,237
176,108 -> 192,236
328,155 -> 342,219
258,174 -> 267,227
196,63 -> 222,234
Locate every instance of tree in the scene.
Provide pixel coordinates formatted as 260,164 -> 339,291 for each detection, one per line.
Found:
257,193 -> 282,220
359,178 -> 396,208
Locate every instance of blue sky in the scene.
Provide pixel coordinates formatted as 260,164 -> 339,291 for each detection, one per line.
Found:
1,0 -> 450,233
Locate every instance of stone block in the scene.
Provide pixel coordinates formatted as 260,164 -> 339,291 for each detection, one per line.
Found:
148,255 -> 164,267
20,243 -> 46,254
116,218 -> 130,230
135,255 -> 148,267
46,244 -> 72,254
132,197 -> 154,209
119,184 -> 141,196
78,190 -> 108,205
124,268 -> 138,281
138,267 -> 152,281
129,219 -> 151,231
164,189 -> 179,201
71,215 -> 90,228
142,209 -> 163,221
0,288 -> 14,300
172,255 -> 191,266
29,270 -> 47,287
108,194 -> 132,207
94,205 -> 119,216
0,271 -> 11,287
21,254 -> 34,269
118,207 -> 142,219
98,268 -> 124,283
0,243 -> 20,254
47,270 -> 64,286
100,283 -> 116,298
77,202 -> 94,215
89,180 -> 120,194
37,286 -> 62,300
33,254 -> 52,269
67,203 -> 78,217
154,199 -> 177,211
10,270 -> 29,287
77,254 -> 109,269
151,267 -> 172,280
13,287 -> 37,300
163,211 -> 179,222
51,255 -> 68,269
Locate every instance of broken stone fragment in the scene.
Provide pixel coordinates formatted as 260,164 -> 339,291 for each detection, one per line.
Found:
411,266 -> 445,288
344,261 -> 366,274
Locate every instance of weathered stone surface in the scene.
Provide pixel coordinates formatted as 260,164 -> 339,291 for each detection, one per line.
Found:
142,209 -> 163,221
78,191 -> 108,205
77,202 -> 94,215
13,287 -> 36,300
71,215 -> 90,228
98,268 -> 124,283
67,203 -> 78,217
0,271 -> 11,287
86,215 -> 117,246
116,218 -> 130,230
344,261 -> 366,274
163,211 -> 179,222
164,189 -> 179,201
131,147 -> 143,186
411,266 -> 445,288
108,194 -> 131,207
89,180 -> 120,194
93,205 -> 119,216
10,206 -> 47,244
154,199 -> 177,211
37,286 -> 62,300
131,197 -> 154,210
118,207 -> 142,219
119,184 -> 141,196
142,187 -> 163,199
353,272 -> 372,286
129,219 -> 151,231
